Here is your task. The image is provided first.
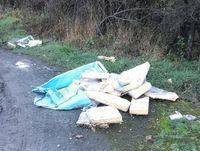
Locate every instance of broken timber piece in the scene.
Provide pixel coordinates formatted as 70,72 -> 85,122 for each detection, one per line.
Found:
76,106 -> 122,126
129,97 -> 149,115
145,86 -> 179,101
81,72 -> 109,80
128,82 -> 152,99
86,91 -> 130,112
118,62 -> 150,87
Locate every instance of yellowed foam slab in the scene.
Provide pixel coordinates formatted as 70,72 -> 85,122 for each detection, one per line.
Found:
86,91 -> 130,112
128,82 -> 152,99
129,97 -> 149,115
87,106 -> 123,125
145,86 -> 179,101
118,62 -> 150,86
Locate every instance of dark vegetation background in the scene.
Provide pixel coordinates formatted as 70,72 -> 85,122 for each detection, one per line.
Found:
1,0 -> 200,60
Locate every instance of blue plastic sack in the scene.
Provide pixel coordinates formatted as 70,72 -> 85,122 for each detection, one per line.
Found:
33,61 -> 107,110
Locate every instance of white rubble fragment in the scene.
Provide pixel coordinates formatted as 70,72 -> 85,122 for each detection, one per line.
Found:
118,62 -> 150,87
81,81 -> 104,92
87,106 -> 122,125
120,82 -> 140,94
100,73 -> 121,96
15,61 -> 30,69
145,86 -> 179,101
27,39 -> 42,47
75,135 -> 84,139
76,111 -> 90,126
128,81 -> 152,99
169,112 -> 197,121
16,35 -> 42,48
167,78 -> 172,84
86,91 -> 130,112
76,106 -> 122,126
183,114 -> 197,121
98,56 -> 116,63
7,42 -> 16,49
169,111 -> 183,120
129,97 -> 149,115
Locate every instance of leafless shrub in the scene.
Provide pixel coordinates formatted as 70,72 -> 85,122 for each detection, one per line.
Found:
1,0 -> 200,59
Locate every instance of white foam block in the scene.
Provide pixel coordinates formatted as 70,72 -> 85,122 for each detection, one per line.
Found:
128,82 -> 152,99
145,86 -> 179,101
129,97 -> 149,115
86,91 -> 130,112
118,62 -> 150,86
87,106 -> 123,125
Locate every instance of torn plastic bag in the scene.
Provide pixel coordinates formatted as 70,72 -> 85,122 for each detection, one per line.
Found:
33,61 -> 108,110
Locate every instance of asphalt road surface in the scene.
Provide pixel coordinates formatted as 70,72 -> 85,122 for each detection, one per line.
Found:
0,50 -> 110,151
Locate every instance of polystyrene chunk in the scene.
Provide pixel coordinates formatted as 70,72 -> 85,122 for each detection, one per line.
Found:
129,97 -> 149,115
128,82 -> 152,99
118,62 -> 150,86
86,91 -> 130,112
145,86 -> 179,101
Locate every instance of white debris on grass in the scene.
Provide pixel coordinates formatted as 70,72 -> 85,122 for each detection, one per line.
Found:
77,106 -> 122,127
118,62 -> 150,87
7,42 -> 16,49
129,97 -> 149,115
72,61 -> 179,129
7,35 -> 42,49
169,111 -> 197,121
145,86 -> 179,101
128,81 -> 152,99
183,114 -> 197,121
169,111 -> 183,120
98,56 -> 116,63
86,91 -> 131,112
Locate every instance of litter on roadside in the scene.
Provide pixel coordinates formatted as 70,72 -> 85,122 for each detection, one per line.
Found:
33,61 -> 179,129
77,106 -> 122,127
7,35 -> 42,49
7,42 -> 16,49
33,61 -> 107,110
169,111 -> 197,121
75,134 -> 84,139
183,114 -> 197,121
169,111 -> 183,120
129,97 -> 149,115
98,56 -> 116,62
145,86 -> 179,101
86,91 -> 131,112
